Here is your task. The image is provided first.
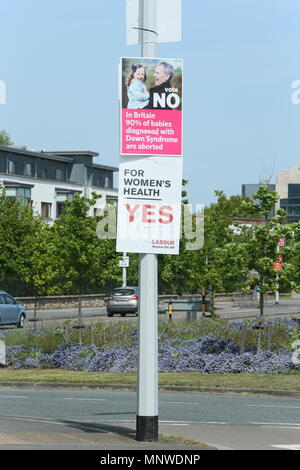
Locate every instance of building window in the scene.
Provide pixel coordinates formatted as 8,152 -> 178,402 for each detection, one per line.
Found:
4,186 -> 31,205
106,197 -> 118,207
288,184 -> 300,198
18,187 -> 31,199
93,208 -> 102,217
42,168 -> 48,179
5,186 -> 31,198
5,187 -> 17,197
41,202 -> 52,219
23,162 -> 34,177
92,170 -> 113,188
56,192 -> 78,217
93,174 -> 104,187
56,193 -> 75,202
8,160 -> 16,174
56,167 -> 66,181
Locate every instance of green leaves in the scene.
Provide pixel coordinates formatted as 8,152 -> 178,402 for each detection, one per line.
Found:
1,182 -> 300,307
0,129 -> 13,146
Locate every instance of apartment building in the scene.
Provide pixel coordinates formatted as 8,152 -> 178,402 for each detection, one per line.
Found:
275,163 -> 300,223
243,164 -> 300,223
0,145 -> 118,221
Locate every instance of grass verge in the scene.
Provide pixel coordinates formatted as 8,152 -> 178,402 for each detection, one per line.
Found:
0,369 -> 299,391
158,434 -> 211,449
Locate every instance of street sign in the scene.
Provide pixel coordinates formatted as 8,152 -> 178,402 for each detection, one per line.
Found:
116,156 -> 183,254
120,57 -> 183,156
126,0 -> 181,45
274,255 -> 283,270
119,256 -> 130,268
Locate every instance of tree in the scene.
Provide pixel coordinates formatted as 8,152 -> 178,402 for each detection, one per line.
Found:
158,189 -> 262,299
0,188 -> 51,298
18,218 -> 57,321
49,193 -> 118,336
240,185 -> 286,315
235,185 -> 300,350
158,179 -> 197,295
188,191 -> 263,314
0,130 -> 13,146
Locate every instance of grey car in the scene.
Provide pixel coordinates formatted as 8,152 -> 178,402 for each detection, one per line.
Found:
0,291 -> 26,328
106,286 -> 139,317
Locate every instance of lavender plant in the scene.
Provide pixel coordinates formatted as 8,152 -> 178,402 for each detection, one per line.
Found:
3,318 -> 299,374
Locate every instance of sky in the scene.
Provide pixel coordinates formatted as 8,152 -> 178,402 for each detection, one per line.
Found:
0,0 -> 300,207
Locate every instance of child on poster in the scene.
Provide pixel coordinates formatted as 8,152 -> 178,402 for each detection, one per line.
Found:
126,64 -> 149,109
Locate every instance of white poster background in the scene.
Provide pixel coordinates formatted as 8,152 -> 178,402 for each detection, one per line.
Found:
126,0 -> 181,45
116,156 -> 183,254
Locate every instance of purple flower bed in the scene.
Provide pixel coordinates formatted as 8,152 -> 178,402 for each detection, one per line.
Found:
6,336 -> 297,374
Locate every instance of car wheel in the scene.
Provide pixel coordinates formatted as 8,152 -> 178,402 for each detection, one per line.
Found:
17,314 -> 25,328
121,313 -> 126,317
107,313 -> 113,317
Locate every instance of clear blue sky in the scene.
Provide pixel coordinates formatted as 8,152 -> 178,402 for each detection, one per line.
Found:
1,0 -> 299,207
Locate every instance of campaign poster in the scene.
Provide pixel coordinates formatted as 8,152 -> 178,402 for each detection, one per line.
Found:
120,57 -> 183,157
116,156 -> 183,254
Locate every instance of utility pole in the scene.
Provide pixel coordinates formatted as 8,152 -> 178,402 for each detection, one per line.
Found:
136,0 -> 158,442
275,243 -> 280,304
122,252 -> 127,288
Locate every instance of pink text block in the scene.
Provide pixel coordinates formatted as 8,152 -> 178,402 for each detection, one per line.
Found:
121,109 -> 182,156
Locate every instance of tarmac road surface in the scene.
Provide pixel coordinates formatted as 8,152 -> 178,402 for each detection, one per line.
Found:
0,388 -> 299,450
20,299 -> 300,327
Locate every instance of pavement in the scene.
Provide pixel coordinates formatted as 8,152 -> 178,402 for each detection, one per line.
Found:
2,298 -> 299,451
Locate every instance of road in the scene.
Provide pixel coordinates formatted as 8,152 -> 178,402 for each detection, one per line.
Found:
0,388 -> 299,450
23,299 -> 300,326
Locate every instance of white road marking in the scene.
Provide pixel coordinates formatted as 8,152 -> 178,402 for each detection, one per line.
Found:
246,405 -> 300,409
0,396 -> 28,399
160,420 -> 229,425
92,419 -> 228,426
63,398 -> 107,401
159,424 -> 189,426
270,445 -> 300,450
160,401 -> 204,405
250,422 -> 300,426
262,426 -> 300,430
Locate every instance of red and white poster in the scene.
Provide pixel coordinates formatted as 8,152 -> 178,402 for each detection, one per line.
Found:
120,57 -> 183,157
116,156 -> 183,254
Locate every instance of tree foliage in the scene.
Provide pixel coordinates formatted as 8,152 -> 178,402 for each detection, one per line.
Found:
0,130 -> 13,146
0,184 -> 299,308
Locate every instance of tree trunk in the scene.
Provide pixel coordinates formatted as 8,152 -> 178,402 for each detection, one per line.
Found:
259,290 -> 264,317
257,288 -> 264,353
210,285 -> 217,318
78,291 -> 83,346
33,295 -> 38,330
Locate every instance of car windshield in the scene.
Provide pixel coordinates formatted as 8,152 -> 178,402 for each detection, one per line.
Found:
113,289 -> 136,297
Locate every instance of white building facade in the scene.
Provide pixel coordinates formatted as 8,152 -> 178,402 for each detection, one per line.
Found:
0,146 -> 118,221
